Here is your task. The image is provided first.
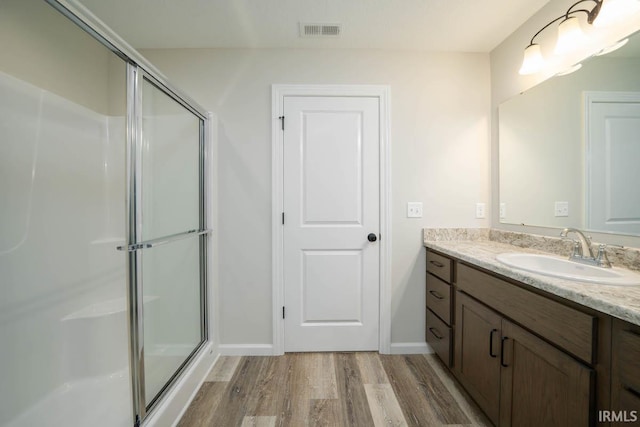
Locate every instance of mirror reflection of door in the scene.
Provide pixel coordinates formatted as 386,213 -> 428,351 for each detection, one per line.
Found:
585,91 -> 640,235
498,30 -> 640,235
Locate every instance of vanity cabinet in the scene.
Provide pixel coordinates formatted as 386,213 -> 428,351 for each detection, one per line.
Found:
499,318 -> 592,426
456,263 -> 596,364
426,251 -> 454,366
425,248 -> 610,426
611,319 -> 640,426
455,291 -> 592,426
455,292 -> 502,424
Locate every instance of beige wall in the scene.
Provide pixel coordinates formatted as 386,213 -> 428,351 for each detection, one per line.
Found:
0,0 -> 115,115
490,0 -> 640,248
141,48 -> 491,347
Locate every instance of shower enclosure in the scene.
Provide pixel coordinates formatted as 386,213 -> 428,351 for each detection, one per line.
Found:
0,1 -> 211,425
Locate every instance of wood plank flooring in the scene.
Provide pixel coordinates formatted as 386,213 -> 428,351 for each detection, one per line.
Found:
178,353 -> 490,427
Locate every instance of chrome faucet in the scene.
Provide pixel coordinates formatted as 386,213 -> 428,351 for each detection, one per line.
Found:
560,228 -> 594,259
559,228 -> 612,268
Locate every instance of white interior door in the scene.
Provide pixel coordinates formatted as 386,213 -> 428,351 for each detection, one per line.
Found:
586,93 -> 640,234
283,96 -> 380,352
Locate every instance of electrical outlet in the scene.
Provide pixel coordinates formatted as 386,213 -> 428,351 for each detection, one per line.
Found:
475,203 -> 486,219
554,201 -> 569,217
407,202 -> 423,218
499,203 -> 507,219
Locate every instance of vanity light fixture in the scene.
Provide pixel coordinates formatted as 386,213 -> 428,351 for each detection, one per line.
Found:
518,0 -> 634,75
519,43 -> 545,75
554,15 -> 589,55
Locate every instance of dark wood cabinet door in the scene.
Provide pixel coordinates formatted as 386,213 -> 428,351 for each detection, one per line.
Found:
499,320 -> 593,427
611,320 -> 640,426
455,291 -> 502,425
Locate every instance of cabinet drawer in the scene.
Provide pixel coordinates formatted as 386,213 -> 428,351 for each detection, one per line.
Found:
427,251 -> 452,283
426,274 -> 452,324
457,263 -> 596,364
427,308 -> 452,367
618,328 -> 640,394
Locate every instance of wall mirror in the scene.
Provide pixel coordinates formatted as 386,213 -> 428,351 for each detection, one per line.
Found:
499,29 -> 640,236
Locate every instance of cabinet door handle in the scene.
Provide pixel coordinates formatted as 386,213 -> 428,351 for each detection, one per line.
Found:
429,290 -> 444,300
429,260 -> 444,268
489,329 -> 498,358
428,327 -> 443,340
500,337 -> 509,367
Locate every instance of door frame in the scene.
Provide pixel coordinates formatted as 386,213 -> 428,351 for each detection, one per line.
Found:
271,84 -> 391,355
584,90 -> 640,232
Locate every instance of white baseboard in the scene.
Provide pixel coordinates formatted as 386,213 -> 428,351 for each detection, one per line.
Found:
218,344 -> 276,356
389,342 -> 433,355
217,343 -> 432,356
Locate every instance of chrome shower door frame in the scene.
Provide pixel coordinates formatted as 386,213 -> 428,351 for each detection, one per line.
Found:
44,1 -> 211,425
126,66 -> 210,423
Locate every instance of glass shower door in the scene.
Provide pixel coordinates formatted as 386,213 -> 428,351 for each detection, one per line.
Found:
130,73 -> 207,413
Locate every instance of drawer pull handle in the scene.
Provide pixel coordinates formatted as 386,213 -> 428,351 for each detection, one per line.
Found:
489,329 -> 498,358
624,386 -> 640,399
429,327 -> 443,340
625,328 -> 640,338
500,337 -> 509,367
429,290 -> 444,300
429,260 -> 445,268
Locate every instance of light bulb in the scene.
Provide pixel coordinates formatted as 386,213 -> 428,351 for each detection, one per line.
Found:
593,0 -> 640,27
554,16 -> 588,55
519,44 -> 544,75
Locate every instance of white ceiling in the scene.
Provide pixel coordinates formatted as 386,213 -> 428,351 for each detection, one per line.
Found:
77,0 -> 550,52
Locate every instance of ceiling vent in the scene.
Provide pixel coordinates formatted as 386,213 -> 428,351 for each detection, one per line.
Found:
299,23 -> 342,38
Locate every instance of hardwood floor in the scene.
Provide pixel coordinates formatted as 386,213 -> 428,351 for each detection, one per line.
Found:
178,353 -> 490,427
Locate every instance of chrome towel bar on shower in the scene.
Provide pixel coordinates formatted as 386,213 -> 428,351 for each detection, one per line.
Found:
116,229 -> 211,252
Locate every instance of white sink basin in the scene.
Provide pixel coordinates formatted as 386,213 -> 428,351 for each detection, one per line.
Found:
496,253 -> 640,286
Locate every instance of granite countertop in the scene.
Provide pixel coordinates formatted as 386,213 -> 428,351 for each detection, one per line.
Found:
423,238 -> 640,327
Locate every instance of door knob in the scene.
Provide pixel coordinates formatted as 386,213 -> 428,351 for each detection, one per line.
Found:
367,233 -> 378,242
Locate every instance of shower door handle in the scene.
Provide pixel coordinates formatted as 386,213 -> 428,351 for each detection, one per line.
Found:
117,229 -> 211,251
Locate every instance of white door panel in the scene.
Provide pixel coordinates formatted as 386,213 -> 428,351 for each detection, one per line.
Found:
302,250 -> 363,323
283,96 -> 379,352
587,96 -> 640,234
302,110 -> 363,225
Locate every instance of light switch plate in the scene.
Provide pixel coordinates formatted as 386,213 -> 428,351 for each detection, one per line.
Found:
407,202 -> 423,218
554,201 -> 569,217
499,203 -> 507,219
476,203 -> 486,219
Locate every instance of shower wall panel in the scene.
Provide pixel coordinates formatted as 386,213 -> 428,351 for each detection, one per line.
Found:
0,1 -> 132,425
1,2 -> 212,425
